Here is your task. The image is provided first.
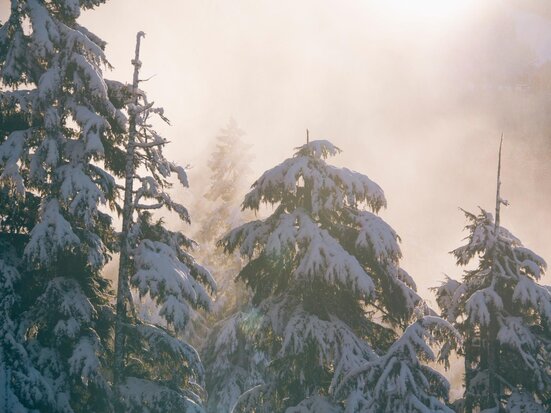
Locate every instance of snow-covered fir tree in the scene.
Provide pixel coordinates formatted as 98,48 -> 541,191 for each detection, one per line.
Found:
220,139 -> 434,412
190,119 -> 268,413
0,1 -> 123,411
195,118 -> 251,316
434,145 -> 550,412
435,208 -> 550,412
110,33 -> 216,413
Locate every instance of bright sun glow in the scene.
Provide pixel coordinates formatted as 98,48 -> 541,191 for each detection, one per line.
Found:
382,0 -> 476,20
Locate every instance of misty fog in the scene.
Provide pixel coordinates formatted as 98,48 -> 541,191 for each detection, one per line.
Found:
1,0 -> 549,301
70,0 -> 551,299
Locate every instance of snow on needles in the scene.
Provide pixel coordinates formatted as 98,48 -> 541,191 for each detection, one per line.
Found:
243,140 -> 386,213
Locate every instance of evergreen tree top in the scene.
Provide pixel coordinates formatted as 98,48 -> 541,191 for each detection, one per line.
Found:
437,208 -> 548,326
452,208 -> 547,276
243,139 -> 386,214
1,0 -> 110,86
204,118 -> 251,205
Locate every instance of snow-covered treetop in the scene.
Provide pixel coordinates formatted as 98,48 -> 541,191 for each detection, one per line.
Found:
437,208 -> 548,326
295,139 -> 341,159
453,209 -> 522,266
243,140 -> 386,214
0,0 -> 125,273
0,0 -> 124,164
455,207 -> 546,281
204,118 -> 251,205
106,82 -> 191,222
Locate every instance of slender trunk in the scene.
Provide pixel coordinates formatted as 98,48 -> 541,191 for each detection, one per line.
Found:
113,31 -> 145,387
464,336 -> 473,413
487,315 -> 500,410
2,364 -> 9,413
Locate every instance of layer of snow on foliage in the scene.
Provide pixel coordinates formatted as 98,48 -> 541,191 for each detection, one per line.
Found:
226,209 -> 375,297
513,274 -> 551,318
137,322 -> 204,381
352,210 -> 401,262
132,239 -> 212,332
507,391 -> 545,413
24,200 -> 80,266
0,130 -> 27,195
280,308 -> 375,391
206,311 -> 267,413
68,335 -> 105,388
465,287 -> 503,326
118,377 -> 204,413
285,395 -> 341,413
341,316 -> 458,413
243,140 -> 386,213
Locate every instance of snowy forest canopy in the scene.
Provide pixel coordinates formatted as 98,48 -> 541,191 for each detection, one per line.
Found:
1,1 -> 551,413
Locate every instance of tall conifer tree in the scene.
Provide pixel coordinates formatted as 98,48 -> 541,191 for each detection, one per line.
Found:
111,32 -> 215,413
0,0 -> 123,411
195,118 -> 251,316
221,139 -> 427,412
195,120 -> 266,413
435,142 -> 550,412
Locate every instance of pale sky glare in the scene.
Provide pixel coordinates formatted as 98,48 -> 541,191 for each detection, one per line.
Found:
1,0 -> 550,300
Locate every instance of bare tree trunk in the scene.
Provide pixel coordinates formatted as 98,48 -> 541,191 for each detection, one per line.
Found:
487,316 -> 500,410
113,31 -> 145,388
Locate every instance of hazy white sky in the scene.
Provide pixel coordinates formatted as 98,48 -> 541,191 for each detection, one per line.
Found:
1,0 -> 550,300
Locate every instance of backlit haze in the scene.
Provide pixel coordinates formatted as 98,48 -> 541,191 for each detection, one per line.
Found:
1,0 -> 550,301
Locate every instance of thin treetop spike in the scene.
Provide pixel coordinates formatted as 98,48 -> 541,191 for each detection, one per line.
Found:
306,129 -> 310,144
131,32 -> 145,95
494,134 -> 504,231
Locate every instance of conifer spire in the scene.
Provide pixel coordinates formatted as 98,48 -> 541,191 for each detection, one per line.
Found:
494,134 -> 504,232
487,135 -> 504,411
